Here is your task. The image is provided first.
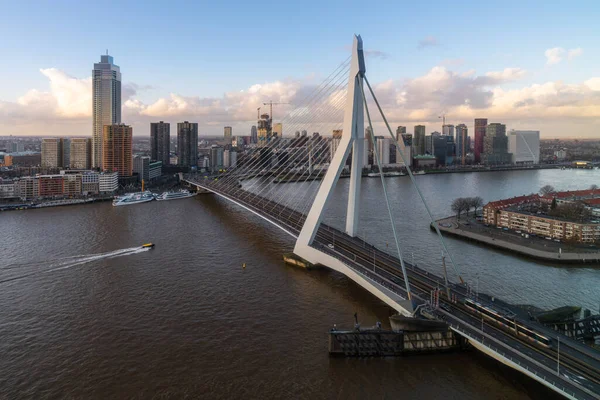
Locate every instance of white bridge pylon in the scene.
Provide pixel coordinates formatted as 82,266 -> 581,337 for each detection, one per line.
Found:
293,35 -> 413,316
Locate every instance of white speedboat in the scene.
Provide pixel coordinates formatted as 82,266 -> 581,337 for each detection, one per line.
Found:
156,189 -> 197,201
113,191 -> 156,206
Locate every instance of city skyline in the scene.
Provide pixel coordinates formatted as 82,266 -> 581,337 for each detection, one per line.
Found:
0,2 -> 599,138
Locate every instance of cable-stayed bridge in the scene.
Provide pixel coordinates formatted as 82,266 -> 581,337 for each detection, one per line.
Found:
185,36 -> 600,399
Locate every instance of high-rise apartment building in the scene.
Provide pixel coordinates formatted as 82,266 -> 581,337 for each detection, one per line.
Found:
210,145 -> 224,170
508,130 -> 540,164
414,125 -> 426,156
376,137 -> 390,165
224,126 -> 233,144
70,138 -> 92,169
396,134 -> 412,167
474,118 -> 487,163
102,124 -> 132,176
150,121 -> 170,165
41,138 -> 64,168
332,129 -> 343,139
483,123 -> 511,165
396,126 -> 406,138
177,121 -> 198,167
92,54 -> 121,169
455,124 -> 468,165
250,126 -> 258,144
442,124 -> 455,138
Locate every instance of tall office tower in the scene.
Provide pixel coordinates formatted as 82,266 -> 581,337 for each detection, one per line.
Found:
483,123 -> 511,165
177,121 -> 198,167
210,145 -> 224,170
70,138 -> 92,169
414,125 -> 426,155
396,126 -> 406,139
455,124 -> 468,165
508,130 -> 540,164
150,121 -> 170,165
41,138 -> 63,168
332,129 -> 343,139
102,124 -> 132,176
250,126 -> 258,144
92,54 -> 121,169
273,123 -> 282,138
377,137 -> 390,165
257,114 -> 271,146
396,134 -> 412,167
442,124 -> 455,138
224,126 -> 233,144
474,118 -> 487,163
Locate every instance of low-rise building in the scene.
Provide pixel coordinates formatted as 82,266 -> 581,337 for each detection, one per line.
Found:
0,180 -> 18,199
413,154 -> 437,169
99,172 -> 118,193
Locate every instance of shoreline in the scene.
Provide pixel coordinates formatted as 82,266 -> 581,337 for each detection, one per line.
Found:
433,216 -> 600,264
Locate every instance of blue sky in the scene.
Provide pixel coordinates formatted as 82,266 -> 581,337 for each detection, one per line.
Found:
1,0 -> 599,137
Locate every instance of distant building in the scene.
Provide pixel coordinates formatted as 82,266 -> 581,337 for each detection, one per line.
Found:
93,54 -> 121,169
257,114 -> 272,146
554,149 -> 567,160
396,126 -> 406,136
455,124 -> 468,165
396,134 -> 412,167
508,130 -> 540,164
41,138 -> 64,168
332,129 -> 343,139
376,137 -> 390,164
413,154 -> 436,169
273,123 -> 283,138
330,138 -> 342,162
250,125 -> 258,144
442,124 -> 454,138
70,138 -> 92,169
210,145 -> 224,170
229,151 -> 237,168
150,121 -> 170,165
482,123 -> 511,165
224,126 -> 233,144
414,125 -> 426,155
474,118 -> 487,163
133,155 -> 162,182
177,121 -> 198,167
103,124 -> 133,176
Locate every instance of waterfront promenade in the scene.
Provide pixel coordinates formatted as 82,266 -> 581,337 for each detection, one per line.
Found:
435,216 -> 600,263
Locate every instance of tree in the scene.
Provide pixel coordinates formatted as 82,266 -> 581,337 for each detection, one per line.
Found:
472,196 -> 484,215
464,197 -> 473,217
539,185 -> 555,196
551,197 -> 557,210
590,184 -> 599,190
548,201 -> 591,223
451,198 -> 467,220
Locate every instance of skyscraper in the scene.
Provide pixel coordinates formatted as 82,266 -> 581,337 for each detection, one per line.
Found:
332,129 -> 343,139
474,118 -> 487,163
396,126 -> 406,138
92,54 -> 121,169
483,123 -> 511,165
250,126 -> 258,144
224,126 -> 233,144
41,138 -> 64,168
455,124 -> 468,165
442,124 -> 455,138
103,124 -> 132,176
150,121 -> 170,165
177,121 -> 198,167
70,138 -> 92,169
414,125 -> 426,156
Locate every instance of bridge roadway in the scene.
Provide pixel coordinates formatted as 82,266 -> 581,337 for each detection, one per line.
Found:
185,176 -> 600,399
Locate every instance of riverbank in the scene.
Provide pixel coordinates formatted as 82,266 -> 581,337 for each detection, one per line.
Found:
433,216 -> 600,264
0,197 -> 113,212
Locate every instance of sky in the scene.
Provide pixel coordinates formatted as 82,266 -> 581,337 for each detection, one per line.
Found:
1,0 -> 599,138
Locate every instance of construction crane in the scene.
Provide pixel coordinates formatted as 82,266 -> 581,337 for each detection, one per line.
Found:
257,107 -> 261,121
263,101 -> 290,124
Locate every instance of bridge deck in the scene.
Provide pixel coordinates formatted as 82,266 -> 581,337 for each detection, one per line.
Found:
185,176 -> 600,400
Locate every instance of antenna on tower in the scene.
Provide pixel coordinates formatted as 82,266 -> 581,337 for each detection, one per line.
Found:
106,49 -> 108,55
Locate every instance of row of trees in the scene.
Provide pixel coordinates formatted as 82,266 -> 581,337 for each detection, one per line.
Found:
539,184 -> 599,196
451,196 -> 484,220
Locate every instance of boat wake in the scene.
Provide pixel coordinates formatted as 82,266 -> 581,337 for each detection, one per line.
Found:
0,246 -> 150,284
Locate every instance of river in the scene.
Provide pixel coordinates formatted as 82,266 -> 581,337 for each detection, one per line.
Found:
0,168 -> 597,399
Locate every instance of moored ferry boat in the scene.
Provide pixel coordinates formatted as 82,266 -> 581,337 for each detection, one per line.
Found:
156,189 -> 197,201
113,191 -> 156,206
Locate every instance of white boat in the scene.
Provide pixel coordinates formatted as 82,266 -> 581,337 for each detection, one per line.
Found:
113,191 -> 156,206
414,170 -> 426,175
156,189 -> 197,201
367,171 -> 405,177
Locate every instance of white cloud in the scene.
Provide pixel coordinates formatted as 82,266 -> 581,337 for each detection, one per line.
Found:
568,47 -> 583,60
1,64 -> 599,138
545,47 -> 583,65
